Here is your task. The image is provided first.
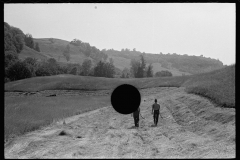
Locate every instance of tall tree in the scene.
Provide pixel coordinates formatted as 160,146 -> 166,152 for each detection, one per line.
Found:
94,61 -> 105,77
146,64 -> 153,77
81,59 -> 92,76
130,59 -> 140,78
136,54 -> 146,78
109,58 -> 114,65
104,61 -> 115,78
93,61 -> 115,78
13,34 -> 24,53
34,42 -> 40,52
24,33 -> 35,49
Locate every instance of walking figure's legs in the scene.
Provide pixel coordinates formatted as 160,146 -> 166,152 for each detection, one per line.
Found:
153,111 -> 159,126
136,116 -> 139,127
156,112 -> 159,125
153,112 -> 156,125
134,116 -> 139,127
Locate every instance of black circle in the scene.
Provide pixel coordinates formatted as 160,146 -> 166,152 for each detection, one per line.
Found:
111,84 -> 141,115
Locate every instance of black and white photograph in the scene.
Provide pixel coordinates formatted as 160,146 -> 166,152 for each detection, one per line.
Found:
4,3 -> 235,158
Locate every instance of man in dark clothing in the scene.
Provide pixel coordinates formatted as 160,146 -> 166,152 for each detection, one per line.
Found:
152,99 -> 160,126
132,107 -> 140,127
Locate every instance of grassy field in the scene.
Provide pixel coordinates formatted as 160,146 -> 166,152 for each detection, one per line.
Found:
4,95 -> 110,143
4,65 -> 235,143
18,45 -> 49,61
4,74 -> 191,92
183,65 -> 235,107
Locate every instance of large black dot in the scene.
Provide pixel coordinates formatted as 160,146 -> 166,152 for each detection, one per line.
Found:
111,84 -> 141,114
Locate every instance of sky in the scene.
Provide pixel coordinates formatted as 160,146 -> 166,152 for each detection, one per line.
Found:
4,3 -> 235,65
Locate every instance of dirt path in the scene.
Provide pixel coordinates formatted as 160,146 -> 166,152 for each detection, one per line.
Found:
4,87 -> 235,158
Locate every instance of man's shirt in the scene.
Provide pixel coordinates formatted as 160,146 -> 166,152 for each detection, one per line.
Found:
152,103 -> 160,110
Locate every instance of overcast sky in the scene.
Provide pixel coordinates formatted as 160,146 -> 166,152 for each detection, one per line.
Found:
4,3 -> 235,65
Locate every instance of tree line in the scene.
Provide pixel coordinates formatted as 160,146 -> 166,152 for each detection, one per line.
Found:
5,56 -> 116,83
121,54 -> 172,78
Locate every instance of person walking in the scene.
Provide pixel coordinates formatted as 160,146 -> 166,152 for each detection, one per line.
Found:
132,107 -> 140,127
152,99 -> 161,126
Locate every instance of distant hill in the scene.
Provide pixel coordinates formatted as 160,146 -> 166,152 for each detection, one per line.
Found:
103,49 -> 224,75
19,38 -> 224,76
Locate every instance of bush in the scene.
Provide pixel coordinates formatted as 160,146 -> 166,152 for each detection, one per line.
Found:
5,77 -> 10,83
5,51 -> 19,68
35,58 -> 61,76
23,57 -> 37,66
81,59 -> 92,76
47,58 -> 57,65
35,63 -> 54,76
35,67 -> 51,76
69,67 -> 78,75
6,61 -> 32,81
23,57 -> 38,77
57,65 -> 68,74
155,70 -> 173,77
93,61 -> 115,78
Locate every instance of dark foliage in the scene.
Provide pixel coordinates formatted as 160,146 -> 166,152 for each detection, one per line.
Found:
80,59 -> 92,76
71,38 -> 108,62
34,42 -> 40,52
93,61 -> 115,78
4,22 -> 25,53
5,51 -> 19,68
6,61 -> 32,81
130,54 -> 149,78
155,70 -> 173,77
69,67 -> 78,75
146,64 -> 153,77
23,57 -> 38,77
24,33 -> 35,49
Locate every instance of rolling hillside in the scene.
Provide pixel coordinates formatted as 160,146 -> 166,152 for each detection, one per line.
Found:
103,49 -> 224,75
18,38 -> 224,76
32,38 -> 88,64
5,65 -> 235,107
18,45 -> 48,61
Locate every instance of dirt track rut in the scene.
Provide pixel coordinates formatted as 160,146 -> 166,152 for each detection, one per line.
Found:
4,87 -> 235,158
